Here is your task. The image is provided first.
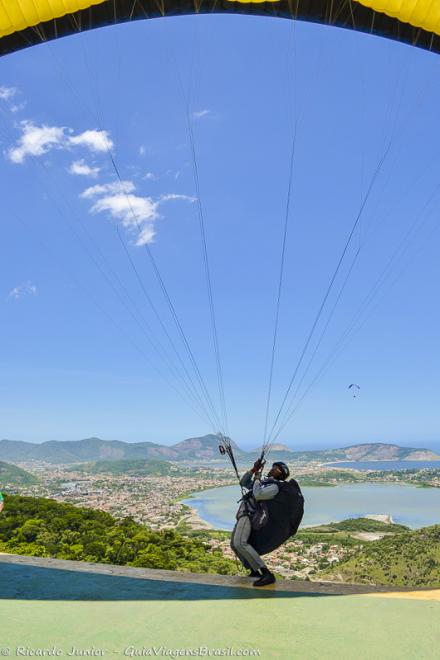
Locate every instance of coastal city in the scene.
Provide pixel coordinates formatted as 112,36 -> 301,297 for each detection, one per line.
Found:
4,456 -> 439,580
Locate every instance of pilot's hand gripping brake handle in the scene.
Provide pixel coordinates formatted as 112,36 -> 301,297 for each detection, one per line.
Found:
251,458 -> 266,475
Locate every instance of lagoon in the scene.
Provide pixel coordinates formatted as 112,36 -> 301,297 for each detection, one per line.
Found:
182,482 -> 440,530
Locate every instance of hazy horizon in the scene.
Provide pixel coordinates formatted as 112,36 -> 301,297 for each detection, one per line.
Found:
1,433 -> 439,455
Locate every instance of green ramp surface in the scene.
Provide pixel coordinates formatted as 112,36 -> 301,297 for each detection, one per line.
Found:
1,554 -> 439,660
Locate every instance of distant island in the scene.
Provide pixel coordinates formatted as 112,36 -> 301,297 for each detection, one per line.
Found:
0,435 -> 439,465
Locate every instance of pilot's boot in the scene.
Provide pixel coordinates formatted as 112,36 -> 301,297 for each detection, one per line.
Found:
253,567 -> 276,587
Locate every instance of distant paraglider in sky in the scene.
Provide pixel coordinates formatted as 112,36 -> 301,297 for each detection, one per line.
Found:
348,384 -> 361,398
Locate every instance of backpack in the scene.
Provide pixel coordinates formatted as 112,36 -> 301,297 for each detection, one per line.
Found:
249,478 -> 304,555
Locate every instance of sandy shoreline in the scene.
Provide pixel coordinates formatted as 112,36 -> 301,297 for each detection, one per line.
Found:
181,502 -> 216,530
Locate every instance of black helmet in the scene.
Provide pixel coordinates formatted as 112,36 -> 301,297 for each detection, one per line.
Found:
272,461 -> 290,480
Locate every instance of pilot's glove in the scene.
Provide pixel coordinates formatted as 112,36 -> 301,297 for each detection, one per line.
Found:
252,458 -> 265,474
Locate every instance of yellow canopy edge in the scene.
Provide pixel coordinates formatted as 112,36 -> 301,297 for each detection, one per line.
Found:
1,0 -> 440,43
355,0 -> 440,37
0,0 -> 107,38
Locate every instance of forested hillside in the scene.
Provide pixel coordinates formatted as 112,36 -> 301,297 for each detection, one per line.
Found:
319,525 -> 440,587
0,462 -> 38,486
0,494 -> 236,574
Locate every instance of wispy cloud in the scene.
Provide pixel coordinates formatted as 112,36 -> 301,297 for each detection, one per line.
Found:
0,86 -> 25,113
143,171 -> 158,181
10,101 -> 26,113
8,281 -> 37,300
0,86 -> 17,101
81,180 -> 135,199
7,121 -> 66,164
6,122 -> 113,164
166,169 -> 182,180
160,193 -> 196,203
91,194 -> 158,246
90,194 -> 158,227
192,109 -> 211,119
68,159 -> 100,178
69,129 -> 113,152
81,181 -> 197,246
82,179 -> 158,246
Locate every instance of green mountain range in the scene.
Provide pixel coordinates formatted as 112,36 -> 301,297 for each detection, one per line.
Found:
0,435 -> 438,464
0,434 -> 241,463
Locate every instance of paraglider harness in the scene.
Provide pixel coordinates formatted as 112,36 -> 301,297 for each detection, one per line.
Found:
219,438 -> 304,555
248,477 -> 304,555
237,488 -> 262,525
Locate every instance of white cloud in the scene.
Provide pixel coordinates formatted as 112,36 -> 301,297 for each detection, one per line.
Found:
7,121 -> 66,164
69,129 -> 113,152
81,180 -> 135,199
139,146 -> 146,157
69,159 -> 100,178
143,171 -> 157,181
10,101 -> 26,113
0,87 -> 25,113
166,169 -> 182,180
82,180 -> 198,246
91,193 -> 159,245
8,281 -> 37,300
160,193 -> 196,203
192,109 -> 210,119
82,179 -> 158,245
91,193 -> 157,224
0,86 -> 17,101
134,224 -> 155,246
7,122 -> 114,164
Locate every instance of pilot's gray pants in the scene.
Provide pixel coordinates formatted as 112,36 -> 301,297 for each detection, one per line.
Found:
230,515 -> 266,571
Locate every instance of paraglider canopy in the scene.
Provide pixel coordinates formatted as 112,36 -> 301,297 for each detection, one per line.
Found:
1,1 -> 440,58
348,383 -> 361,397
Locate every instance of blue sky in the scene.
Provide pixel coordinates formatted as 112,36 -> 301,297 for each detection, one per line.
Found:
1,14 -> 439,451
